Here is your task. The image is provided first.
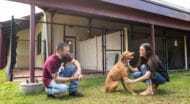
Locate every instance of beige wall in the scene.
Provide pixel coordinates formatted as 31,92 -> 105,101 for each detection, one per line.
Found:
50,13 -> 90,59
79,31 -> 122,71
35,19 -> 43,68
16,29 -> 30,67
43,13 -> 129,70
47,13 -> 129,59
79,36 -> 102,70
14,12 -> 129,69
16,17 -> 44,68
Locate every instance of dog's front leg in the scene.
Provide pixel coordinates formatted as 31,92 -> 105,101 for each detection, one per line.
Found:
121,78 -> 136,95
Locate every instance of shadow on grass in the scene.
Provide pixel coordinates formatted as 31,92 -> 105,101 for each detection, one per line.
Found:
154,89 -> 175,95
52,94 -> 81,101
118,88 -> 175,96
21,91 -> 81,101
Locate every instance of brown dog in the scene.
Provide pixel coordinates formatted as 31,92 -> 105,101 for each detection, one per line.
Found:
104,51 -> 136,95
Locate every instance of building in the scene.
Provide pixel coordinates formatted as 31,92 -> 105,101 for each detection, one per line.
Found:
0,0 -> 190,81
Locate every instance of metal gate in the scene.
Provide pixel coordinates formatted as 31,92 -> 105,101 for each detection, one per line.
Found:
102,28 -> 125,74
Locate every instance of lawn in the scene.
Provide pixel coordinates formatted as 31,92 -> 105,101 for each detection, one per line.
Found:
0,69 -> 190,104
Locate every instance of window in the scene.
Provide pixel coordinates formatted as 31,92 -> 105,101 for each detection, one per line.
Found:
37,32 -> 41,55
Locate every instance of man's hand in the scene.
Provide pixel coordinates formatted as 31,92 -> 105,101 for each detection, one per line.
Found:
74,74 -> 83,80
78,74 -> 83,80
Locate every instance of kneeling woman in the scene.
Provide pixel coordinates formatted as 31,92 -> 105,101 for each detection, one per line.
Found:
126,43 -> 169,95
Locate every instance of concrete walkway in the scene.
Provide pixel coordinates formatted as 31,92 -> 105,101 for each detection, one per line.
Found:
13,69 -> 104,82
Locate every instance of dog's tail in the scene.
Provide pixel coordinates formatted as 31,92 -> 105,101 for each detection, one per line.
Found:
95,87 -> 105,92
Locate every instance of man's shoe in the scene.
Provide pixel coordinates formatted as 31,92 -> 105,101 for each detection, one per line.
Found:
69,91 -> 84,97
47,94 -> 56,99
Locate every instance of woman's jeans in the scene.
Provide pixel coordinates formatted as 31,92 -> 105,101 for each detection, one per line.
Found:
132,64 -> 166,85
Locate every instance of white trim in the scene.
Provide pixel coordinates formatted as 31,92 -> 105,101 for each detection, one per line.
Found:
184,35 -> 188,70
124,27 -> 128,51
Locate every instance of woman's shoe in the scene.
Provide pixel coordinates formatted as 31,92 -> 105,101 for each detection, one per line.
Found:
152,83 -> 159,91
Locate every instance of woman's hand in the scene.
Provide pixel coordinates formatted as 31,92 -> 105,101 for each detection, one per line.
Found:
127,62 -> 139,72
124,78 -> 135,84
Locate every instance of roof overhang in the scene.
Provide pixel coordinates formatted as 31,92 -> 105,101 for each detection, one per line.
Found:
102,0 -> 190,22
7,0 -> 190,31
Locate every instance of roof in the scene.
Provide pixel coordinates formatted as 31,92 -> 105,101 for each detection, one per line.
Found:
146,0 -> 190,14
7,0 -> 190,31
0,12 -> 43,36
102,0 -> 190,22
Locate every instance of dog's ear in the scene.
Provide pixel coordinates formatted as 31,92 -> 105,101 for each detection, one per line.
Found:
121,53 -> 127,61
121,54 -> 124,61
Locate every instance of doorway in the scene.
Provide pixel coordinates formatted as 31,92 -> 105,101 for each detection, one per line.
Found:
167,35 -> 185,69
102,29 -> 125,74
64,36 -> 77,59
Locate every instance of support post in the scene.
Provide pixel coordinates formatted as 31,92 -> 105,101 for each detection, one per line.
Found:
0,24 -> 3,69
164,31 -> 169,70
50,12 -> 54,54
6,16 -> 15,81
124,27 -> 128,51
184,36 -> 188,70
120,30 -> 124,54
88,18 -> 92,38
151,24 -> 155,54
101,27 -> 106,75
63,24 -> 66,41
29,1 -> 35,83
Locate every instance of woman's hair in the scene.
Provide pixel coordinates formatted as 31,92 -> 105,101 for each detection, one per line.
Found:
137,43 -> 159,72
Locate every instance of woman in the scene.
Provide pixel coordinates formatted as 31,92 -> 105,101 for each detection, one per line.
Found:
125,43 -> 169,95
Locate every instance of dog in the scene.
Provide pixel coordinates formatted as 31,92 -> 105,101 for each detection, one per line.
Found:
104,51 -> 136,95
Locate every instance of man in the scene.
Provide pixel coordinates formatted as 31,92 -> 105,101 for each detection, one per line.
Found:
42,42 -> 84,98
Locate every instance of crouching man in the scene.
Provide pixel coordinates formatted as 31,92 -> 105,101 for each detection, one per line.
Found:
42,42 -> 84,98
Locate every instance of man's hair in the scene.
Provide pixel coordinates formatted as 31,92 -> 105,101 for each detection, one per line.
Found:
56,42 -> 69,51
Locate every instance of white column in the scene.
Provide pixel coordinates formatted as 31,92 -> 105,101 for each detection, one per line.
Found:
184,36 -> 188,70
124,27 -> 128,51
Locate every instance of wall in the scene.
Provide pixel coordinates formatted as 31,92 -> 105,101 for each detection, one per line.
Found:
35,18 -> 44,68
16,17 -> 44,68
79,36 -> 102,70
15,12 -> 128,69
43,13 -> 132,71
50,13 -> 90,59
45,13 -> 128,59
79,31 -> 122,71
16,29 -> 29,68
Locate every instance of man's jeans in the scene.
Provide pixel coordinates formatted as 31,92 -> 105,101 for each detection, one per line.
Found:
132,64 -> 166,85
46,64 -> 79,95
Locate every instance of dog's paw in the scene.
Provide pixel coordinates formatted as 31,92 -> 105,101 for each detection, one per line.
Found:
132,92 -> 137,95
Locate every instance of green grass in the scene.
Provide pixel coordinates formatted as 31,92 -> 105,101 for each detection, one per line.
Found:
0,69 -> 190,104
